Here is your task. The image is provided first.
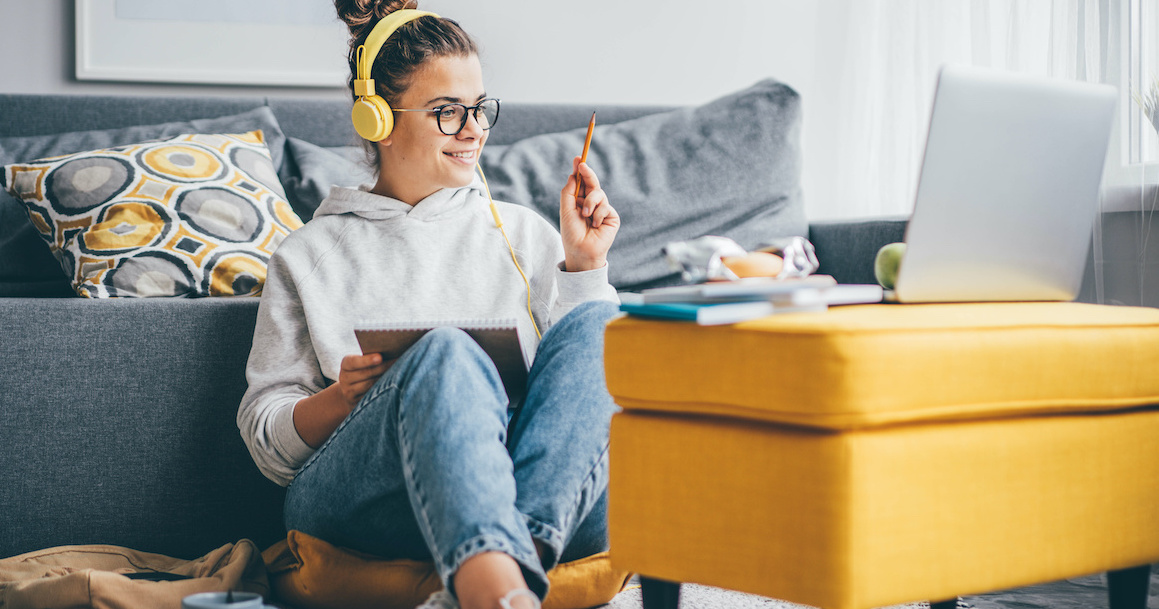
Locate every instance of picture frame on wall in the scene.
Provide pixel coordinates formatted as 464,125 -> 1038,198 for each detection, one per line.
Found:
74,0 -> 349,87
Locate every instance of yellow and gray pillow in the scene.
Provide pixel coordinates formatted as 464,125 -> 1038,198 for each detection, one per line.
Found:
2,130 -> 302,298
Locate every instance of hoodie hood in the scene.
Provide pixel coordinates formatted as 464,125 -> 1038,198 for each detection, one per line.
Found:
313,174 -> 488,222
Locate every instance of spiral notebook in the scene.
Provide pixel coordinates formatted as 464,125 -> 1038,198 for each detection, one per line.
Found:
354,319 -> 530,400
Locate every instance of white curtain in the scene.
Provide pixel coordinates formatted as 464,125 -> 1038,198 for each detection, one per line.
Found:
814,0 -> 1110,220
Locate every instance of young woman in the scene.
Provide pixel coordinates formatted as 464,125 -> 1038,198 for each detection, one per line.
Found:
237,1 -> 622,609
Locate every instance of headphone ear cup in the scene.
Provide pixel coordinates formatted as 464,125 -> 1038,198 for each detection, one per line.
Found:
352,95 -> 394,142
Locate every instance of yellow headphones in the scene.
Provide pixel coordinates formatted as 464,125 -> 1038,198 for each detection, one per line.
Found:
351,9 -> 439,142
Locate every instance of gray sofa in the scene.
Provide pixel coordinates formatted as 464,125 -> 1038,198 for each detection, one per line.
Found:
0,88 -> 906,565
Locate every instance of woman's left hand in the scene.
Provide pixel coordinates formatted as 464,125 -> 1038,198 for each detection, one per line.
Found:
560,157 -> 620,272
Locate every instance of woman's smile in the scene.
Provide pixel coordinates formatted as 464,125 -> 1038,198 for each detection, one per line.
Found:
444,148 -> 478,163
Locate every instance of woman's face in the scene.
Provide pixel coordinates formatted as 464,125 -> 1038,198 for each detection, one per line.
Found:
376,53 -> 488,205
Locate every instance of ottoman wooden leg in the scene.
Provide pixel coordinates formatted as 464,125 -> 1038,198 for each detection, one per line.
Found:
929,599 -> 958,609
640,576 -> 681,609
1107,564 -> 1151,609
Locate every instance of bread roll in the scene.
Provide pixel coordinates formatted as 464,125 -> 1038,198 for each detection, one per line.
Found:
721,251 -> 784,278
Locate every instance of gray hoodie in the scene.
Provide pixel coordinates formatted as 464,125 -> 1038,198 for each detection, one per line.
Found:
238,180 -> 619,486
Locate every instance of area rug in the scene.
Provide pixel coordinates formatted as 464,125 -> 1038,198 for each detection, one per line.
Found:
600,581 -> 925,609
598,567 -> 1159,608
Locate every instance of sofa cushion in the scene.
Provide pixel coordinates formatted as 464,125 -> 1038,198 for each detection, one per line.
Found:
0,297 -> 284,560
2,129 -> 302,298
481,78 -> 806,292
0,107 -> 287,297
277,79 -> 807,292
604,302 -> 1159,429
263,530 -> 632,609
278,138 -> 374,221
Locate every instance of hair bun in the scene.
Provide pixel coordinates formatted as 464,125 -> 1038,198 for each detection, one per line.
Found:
333,0 -> 419,40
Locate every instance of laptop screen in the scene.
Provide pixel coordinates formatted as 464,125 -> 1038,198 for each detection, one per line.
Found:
895,65 -> 1116,303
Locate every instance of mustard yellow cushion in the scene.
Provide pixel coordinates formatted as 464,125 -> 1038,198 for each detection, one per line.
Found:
605,302 -> 1159,429
263,530 -> 632,609
609,407 -> 1159,609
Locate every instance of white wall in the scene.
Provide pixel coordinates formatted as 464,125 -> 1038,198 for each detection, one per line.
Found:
0,0 -> 836,217
426,0 -> 819,107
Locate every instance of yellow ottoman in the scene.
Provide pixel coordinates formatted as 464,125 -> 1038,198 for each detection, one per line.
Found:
604,302 -> 1159,609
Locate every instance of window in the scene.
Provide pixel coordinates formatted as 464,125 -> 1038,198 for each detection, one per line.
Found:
1095,0 -> 1158,213
1127,0 -> 1159,165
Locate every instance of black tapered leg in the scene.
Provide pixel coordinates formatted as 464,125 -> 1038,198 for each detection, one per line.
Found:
1108,564 -> 1151,609
929,599 -> 959,609
640,576 -> 681,609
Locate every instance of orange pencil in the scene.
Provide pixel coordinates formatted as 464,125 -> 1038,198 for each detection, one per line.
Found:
574,112 -> 596,198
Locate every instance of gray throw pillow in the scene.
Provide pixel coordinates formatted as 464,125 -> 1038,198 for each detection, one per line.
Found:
277,79 -> 806,291
0,107 -> 286,297
480,78 -> 806,291
279,138 -> 374,221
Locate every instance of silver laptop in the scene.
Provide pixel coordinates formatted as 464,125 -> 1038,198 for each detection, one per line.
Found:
892,64 -> 1117,303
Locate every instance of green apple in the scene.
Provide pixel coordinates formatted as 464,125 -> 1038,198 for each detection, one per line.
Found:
873,242 -> 907,290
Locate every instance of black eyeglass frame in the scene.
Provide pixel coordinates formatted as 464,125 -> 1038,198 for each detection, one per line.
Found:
392,98 -> 501,136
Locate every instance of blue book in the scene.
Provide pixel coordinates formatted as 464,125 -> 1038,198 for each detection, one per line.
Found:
619,300 -> 824,325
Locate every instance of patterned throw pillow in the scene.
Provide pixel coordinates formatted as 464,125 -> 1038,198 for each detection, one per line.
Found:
1,130 -> 303,298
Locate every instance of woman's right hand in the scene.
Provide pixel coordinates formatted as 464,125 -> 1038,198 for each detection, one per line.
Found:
295,353 -> 395,448
336,352 -> 394,410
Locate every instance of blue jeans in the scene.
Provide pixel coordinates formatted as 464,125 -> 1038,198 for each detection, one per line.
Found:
283,300 -> 621,599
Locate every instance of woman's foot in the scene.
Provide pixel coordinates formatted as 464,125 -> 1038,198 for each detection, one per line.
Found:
416,586 -> 540,609
498,588 -> 540,609
417,588 -> 459,609
453,551 -> 540,609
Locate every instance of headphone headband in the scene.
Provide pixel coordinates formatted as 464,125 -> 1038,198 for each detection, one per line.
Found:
355,9 -> 440,84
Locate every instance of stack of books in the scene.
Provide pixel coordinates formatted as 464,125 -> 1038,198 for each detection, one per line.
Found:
619,275 -> 883,325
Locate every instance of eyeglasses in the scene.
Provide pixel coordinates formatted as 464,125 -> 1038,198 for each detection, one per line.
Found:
393,98 -> 501,136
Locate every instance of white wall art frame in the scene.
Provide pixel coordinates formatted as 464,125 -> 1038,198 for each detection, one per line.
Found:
75,0 -> 349,87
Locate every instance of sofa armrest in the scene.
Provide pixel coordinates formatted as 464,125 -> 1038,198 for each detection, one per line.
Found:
809,217 -> 909,285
